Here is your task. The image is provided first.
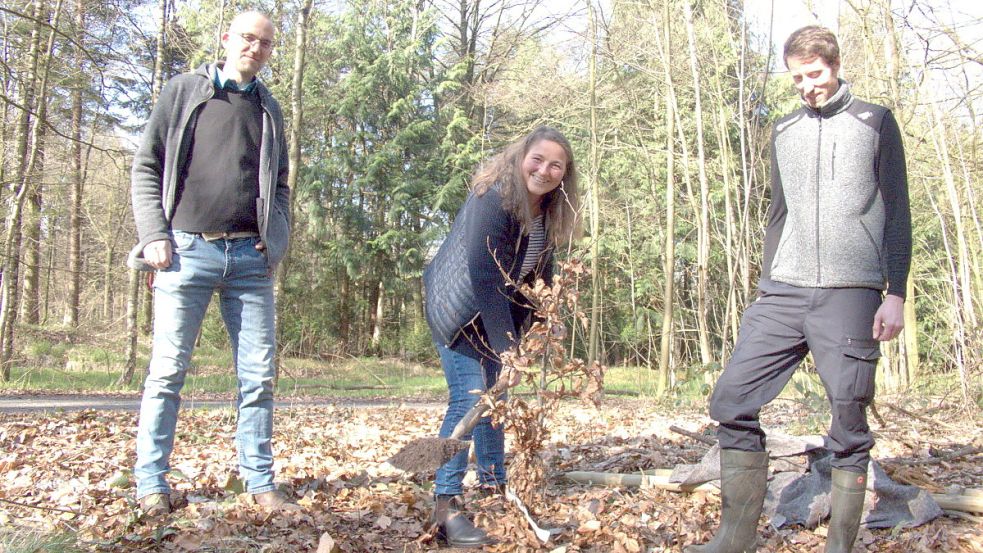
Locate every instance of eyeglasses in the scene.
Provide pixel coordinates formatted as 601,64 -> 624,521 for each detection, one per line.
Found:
231,31 -> 273,51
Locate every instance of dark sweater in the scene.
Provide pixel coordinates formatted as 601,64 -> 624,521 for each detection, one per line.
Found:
423,188 -> 554,362
171,88 -> 263,233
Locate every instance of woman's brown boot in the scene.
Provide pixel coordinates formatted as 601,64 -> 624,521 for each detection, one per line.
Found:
432,494 -> 497,548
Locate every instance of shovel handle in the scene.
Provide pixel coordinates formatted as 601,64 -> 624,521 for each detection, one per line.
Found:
447,369 -> 513,441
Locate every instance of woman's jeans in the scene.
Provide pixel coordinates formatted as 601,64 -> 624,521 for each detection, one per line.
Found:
134,231 -> 277,499
433,344 -> 506,496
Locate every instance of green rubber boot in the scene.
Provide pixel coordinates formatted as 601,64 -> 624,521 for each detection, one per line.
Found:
824,467 -> 867,553
684,449 -> 769,553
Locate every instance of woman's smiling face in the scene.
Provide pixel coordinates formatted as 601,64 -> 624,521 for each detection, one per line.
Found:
522,139 -> 568,204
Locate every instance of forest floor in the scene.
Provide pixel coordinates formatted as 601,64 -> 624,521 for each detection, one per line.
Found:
0,392 -> 981,552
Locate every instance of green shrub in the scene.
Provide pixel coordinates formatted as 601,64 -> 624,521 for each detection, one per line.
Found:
27,339 -> 53,357
63,346 -> 124,373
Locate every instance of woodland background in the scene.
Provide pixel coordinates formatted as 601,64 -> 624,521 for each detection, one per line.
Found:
0,0 -> 980,404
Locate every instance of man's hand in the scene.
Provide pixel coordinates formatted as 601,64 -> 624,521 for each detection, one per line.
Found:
255,240 -> 266,252
143,239 -> 172,270
872,294 -> 905,341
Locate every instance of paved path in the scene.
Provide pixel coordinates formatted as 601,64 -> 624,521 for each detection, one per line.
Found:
0,393 -> 445,414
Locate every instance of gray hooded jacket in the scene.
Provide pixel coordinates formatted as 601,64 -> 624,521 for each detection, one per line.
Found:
762,81 -> 911,297
128,62 -> 290,270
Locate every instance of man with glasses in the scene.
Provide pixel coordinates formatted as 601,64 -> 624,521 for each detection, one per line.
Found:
128,11 -> 293,516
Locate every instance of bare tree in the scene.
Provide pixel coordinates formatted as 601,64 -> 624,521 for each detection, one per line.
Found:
274,0 -> 314,298
0,0 -> 56,378
656,0 -> 677,396
19,0 -> 63,326
63,0 -> 85,327
586,0 -> 603,365
682,0 -> 713,367
121,0 -> 168,386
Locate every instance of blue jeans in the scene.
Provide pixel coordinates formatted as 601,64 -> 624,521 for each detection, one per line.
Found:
434,344 -> 506,496
135,230 -> 277,499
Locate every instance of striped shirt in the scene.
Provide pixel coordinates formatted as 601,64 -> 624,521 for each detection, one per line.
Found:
519,215 -> 547,282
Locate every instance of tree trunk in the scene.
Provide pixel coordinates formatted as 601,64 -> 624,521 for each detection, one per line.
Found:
736,4 -> 753,298
64,0 -> 86,327
42,231 -> 54,324
902,277 -> 918,386
586,2 -> 603,365
124,0 -> 168,382
625,200 -> 638,364
103,247 -> 114,319
1,0 -> 49,379
118,268 -> 141,386
656,0 -> 676,396
339,270 -> 351,349
683,0 -> 713,367
20,0 -> 63,327
372,280 -> 384,351
275,0 -> 314,298
874,1 -> 919,389
20,158 -> 43,326
926,191 -> 970,404
717,102 -> 739,355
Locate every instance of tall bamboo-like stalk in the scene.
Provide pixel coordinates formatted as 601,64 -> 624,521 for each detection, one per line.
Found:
925,187 -> 969,404
708,17 -> 740,355
586,1 -> 603,365
682,0 -> 712,366
930,102 -> 977,329
736,0 -> 753,298
879,1 -> 919,388
655,0 -> 676,395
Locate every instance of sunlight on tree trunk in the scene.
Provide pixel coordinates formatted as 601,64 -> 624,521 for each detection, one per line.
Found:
683,0 -> 713,368
656,0 -> 677,397
586,1 -> 603,366
64,0 -> 86,328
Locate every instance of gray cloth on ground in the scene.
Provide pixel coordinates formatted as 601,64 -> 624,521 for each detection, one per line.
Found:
669,434 -> 942,529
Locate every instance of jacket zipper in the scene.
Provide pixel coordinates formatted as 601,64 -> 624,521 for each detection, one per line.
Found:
815,114 -> 822,286
260,101 -> 275,237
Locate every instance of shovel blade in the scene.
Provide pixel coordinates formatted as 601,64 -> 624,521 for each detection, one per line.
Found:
388,437 -> 470,474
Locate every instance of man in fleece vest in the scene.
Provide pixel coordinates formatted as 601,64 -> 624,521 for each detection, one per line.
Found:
128,11 -> 293,516
686,26 -> 911,553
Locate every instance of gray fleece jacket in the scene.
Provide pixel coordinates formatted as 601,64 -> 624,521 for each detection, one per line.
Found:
762,81 -> 911,297
128,62 -> 290,270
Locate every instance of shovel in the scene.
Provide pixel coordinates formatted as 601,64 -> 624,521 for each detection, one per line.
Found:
388,369 -> 514,474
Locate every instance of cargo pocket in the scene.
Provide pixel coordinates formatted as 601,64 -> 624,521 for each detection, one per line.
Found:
841,338 -> 880,404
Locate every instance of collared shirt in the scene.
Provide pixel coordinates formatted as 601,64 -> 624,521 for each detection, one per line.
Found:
213,64 -> 258,94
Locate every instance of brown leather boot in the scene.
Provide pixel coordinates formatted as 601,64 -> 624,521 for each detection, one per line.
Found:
432,494 -> 497,548
252,489 -> 302,512
824,468 -> 867,553
138,493 -> 171,517
684,449 -> 769,553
